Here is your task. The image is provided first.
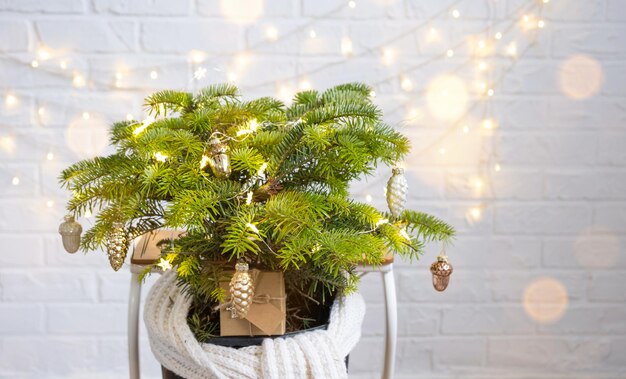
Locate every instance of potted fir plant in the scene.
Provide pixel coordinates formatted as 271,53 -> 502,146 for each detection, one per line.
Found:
58,83 -> 454,378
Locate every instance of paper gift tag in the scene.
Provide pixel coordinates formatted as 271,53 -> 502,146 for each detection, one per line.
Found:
246,301 -> 284,335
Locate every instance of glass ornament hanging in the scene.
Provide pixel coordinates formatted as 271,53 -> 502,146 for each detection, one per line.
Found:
386,167 -> 408,217
430,253 -> 453,292
227,261 -> 255,319
105,221 -> 129,271
58,215 -> 82,254
206,138 -> 231,178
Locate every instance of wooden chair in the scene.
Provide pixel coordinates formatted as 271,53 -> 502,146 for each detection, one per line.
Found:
127,231 -> 397,379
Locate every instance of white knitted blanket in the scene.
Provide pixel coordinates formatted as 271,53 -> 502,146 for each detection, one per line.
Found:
144,270 -> 366,379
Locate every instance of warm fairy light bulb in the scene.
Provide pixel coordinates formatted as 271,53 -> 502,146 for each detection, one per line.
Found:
523,14 -> 530,23
189,49 -> 206,63
538,20 -> 545,28
59,61 -> 68,70
439,147 -> 446,155
495,32 -> 503,40
369,90 -> 376,97
227,72 -> 238,82
299,80 -> 312,91
487,88 -> 494,97
469,207 -> 482,220
46,151 -> 54,160
446,49 -> 454,57
478,40 -> 486,49
37,47 -> 50,60
265,26 -> 278,41
494,163 -> 502,172
348,0 -> 356,8
482,119 -> 495,130
400,76 -> 413,92
38,107 -> 45,116
542,0 -> 549,3
473,178 -> 483,190
375,218 -> 389,227
115,72 -> 123,80
257,162 -> 268,177
126,114 -> 134,121
31,60 -> 39,68
154,152 -> 168,162
506,42 -> 517,57
451,9 -> 460,18
5,94 -> 17,107
150,70 -> 158,80
478,61 -> 487,71
462,125 -> 469,134
82,112 -> 90,120
133,116 -> 155,135
428,27 -> 438,42
72,73 -> 86,87
247,223 -> 260,234
341,37 -> 353,56
46,200 -> 55,208
309,29 -> 317,38
11,176 -> 20,186
365,194 -> 373,203
381,48 -> 396,66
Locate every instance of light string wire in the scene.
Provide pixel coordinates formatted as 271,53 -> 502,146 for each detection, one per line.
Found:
1,0 -> 548,214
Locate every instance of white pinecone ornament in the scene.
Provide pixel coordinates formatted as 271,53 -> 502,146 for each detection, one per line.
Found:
105,221 -> 129,271
228,262 -> 255,319
386,167 -> 408,217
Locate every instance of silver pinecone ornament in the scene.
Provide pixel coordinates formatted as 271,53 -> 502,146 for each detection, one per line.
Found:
58,215 -> 82,253
105,221 -> 129,271
228,262 -> 255,319
386,167 -> 408,217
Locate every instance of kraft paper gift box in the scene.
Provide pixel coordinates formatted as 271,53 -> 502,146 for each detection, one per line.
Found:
219,270 -> 286,336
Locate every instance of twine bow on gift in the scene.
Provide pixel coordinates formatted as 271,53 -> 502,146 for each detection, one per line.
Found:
216,269 -> 287,336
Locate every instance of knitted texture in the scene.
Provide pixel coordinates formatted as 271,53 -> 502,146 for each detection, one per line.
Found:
144,270 -> 366,379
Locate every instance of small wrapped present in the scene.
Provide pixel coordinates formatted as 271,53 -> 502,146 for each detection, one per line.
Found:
219,269 -> 286,336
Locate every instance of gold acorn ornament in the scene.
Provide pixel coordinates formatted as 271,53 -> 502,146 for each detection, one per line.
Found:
430,253 -> 453,292
58,215 -> 82,253
105,221 -> 129,271
206,138 -> 231,178
227,261 -> 255,319
386,167 -> 408,217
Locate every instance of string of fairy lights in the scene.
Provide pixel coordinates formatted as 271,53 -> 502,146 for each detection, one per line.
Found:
1,0 -> 550,223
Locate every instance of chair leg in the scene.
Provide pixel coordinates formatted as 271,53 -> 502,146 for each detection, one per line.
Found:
129,271 -> 142,379
381,265 -> 397,379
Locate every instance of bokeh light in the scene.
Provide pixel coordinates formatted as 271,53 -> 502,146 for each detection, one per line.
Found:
426,75 -> 468,121
65,115 -> 109,159
559,55 -> 603,100
220,0 -> 264,24
523,277 -> 568,323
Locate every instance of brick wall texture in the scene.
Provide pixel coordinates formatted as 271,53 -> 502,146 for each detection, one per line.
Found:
1,0 -> 625,378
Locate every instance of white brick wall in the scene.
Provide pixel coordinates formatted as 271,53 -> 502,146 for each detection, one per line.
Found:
1,0 -> 625,378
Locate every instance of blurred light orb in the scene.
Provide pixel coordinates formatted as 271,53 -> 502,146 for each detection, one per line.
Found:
65,115 -> 109,159
426,75 -> 468,121
559,55 -> 603,100
220,0 -> 264,23
523,277 -> 568,323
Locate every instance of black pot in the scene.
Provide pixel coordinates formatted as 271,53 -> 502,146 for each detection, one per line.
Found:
161,323 -> 350,379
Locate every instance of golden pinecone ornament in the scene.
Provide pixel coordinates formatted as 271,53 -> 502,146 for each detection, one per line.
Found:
58,215 -> 82,254
430,255 -> 453,292
206,138 -> 231,178
386,167 -> 408,217
228,262 -> 255,319
105,221 -> 129,271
